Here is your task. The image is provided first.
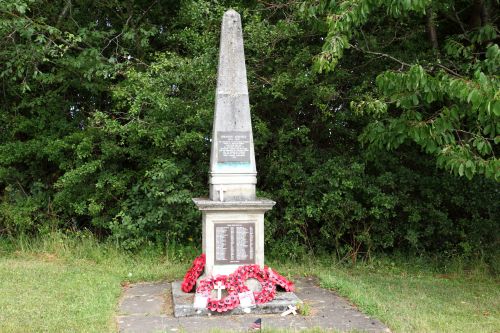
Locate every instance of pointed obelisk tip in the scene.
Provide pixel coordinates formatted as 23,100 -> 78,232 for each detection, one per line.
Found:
223,9 -> 240,19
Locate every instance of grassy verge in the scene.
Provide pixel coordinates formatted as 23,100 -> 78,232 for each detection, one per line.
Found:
0,232 -> 189,333
0,233 -> 498,332
273,257 -> 499,333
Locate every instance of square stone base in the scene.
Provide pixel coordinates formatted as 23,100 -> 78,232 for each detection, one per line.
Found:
192,198 -> 275,278
171,281 -> 302,317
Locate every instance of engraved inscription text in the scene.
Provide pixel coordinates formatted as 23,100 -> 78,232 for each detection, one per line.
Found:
214,222 -> 255,265
217,131 -> 250,163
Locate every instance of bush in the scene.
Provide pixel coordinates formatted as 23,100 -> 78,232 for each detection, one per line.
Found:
0,0 -> 497,266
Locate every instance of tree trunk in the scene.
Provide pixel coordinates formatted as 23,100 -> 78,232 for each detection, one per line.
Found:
426,8 -> 439,49
480,0 -> 489,25
469,0 -> 484,28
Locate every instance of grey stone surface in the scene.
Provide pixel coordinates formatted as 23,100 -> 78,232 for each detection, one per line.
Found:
195,207 -> 270,277
171,281 -> 301,317
192,198 -> 275,211
117,315 -> 171,333
117,282 -> 168,316
116,278 -> 391,332
194,10 -> 274,279
209,9 -> 257,202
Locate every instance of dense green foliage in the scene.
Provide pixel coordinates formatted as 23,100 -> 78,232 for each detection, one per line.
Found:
308,0 -> 500,180
1,0 -> 498,263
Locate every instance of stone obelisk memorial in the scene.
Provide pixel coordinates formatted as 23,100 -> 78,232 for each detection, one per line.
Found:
172,9 -> 300,317
192,9 -> 275,278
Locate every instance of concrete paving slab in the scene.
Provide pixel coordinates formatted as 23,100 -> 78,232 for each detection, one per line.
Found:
116,278 -> 391,332
118,282 -> 168,315
119,295 -> 165,315
117,315 -> 172,333
123,282 -> 168,297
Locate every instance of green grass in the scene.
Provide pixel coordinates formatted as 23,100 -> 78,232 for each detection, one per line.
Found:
0,233 -> 498,332
0,232 -> 189,333
272,257 -> 499,333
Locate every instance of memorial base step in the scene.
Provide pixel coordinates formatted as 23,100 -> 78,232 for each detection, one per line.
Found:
171,281 -> 302,318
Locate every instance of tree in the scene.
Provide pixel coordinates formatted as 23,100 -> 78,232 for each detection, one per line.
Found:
305,0 -> 500,181
1,1 -> 498,262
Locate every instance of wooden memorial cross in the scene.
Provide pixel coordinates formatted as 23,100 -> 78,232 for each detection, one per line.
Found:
217,187 -> 226,202
280,305 -> 297,316
215,281 -> 226,300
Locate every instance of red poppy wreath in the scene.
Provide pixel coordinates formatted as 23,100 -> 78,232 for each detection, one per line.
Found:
196,275 -> 239,312
181,253 -> 205,293
231,265 -> 277,304
181,254 -> 295,311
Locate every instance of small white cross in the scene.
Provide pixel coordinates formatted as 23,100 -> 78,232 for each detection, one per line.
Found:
267,267 -> 276,280
280,305 -> 297,317
217,187 -> 225,202
214,281 -> 226,300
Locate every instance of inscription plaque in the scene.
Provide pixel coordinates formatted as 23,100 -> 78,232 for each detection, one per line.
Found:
214,222 -> 255,265
217,131 -> 250,163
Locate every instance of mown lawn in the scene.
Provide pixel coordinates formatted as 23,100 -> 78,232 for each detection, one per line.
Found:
0,233 -> 498,332
315,263 -> 499,332
0,233 -> 189,333
0,257 -> 120,332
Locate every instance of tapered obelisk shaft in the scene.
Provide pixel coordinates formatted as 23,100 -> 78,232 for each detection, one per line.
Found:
209,9 -> 257,202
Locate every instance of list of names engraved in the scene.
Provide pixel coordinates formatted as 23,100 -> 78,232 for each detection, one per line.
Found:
215,225 -> 229,261
214,222 -> 255,265
217,131 -> 250,163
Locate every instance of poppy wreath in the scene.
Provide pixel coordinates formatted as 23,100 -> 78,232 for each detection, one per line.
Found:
231,265 -> 277,304
196,275 -> 239,312
181,253 -> 206,293
182,256 -> 295,309
265,266 -> 295,292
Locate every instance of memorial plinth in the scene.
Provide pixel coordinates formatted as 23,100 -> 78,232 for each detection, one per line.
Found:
172,280 -> 301,317
192,199 -> 274,276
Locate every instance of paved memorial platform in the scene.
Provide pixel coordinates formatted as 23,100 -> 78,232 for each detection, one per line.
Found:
171,280 -> 301,317
116,277 -> 391,332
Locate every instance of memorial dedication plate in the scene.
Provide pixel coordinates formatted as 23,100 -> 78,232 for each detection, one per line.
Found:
214,222 -> 255,265
217,131 -> 250,163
